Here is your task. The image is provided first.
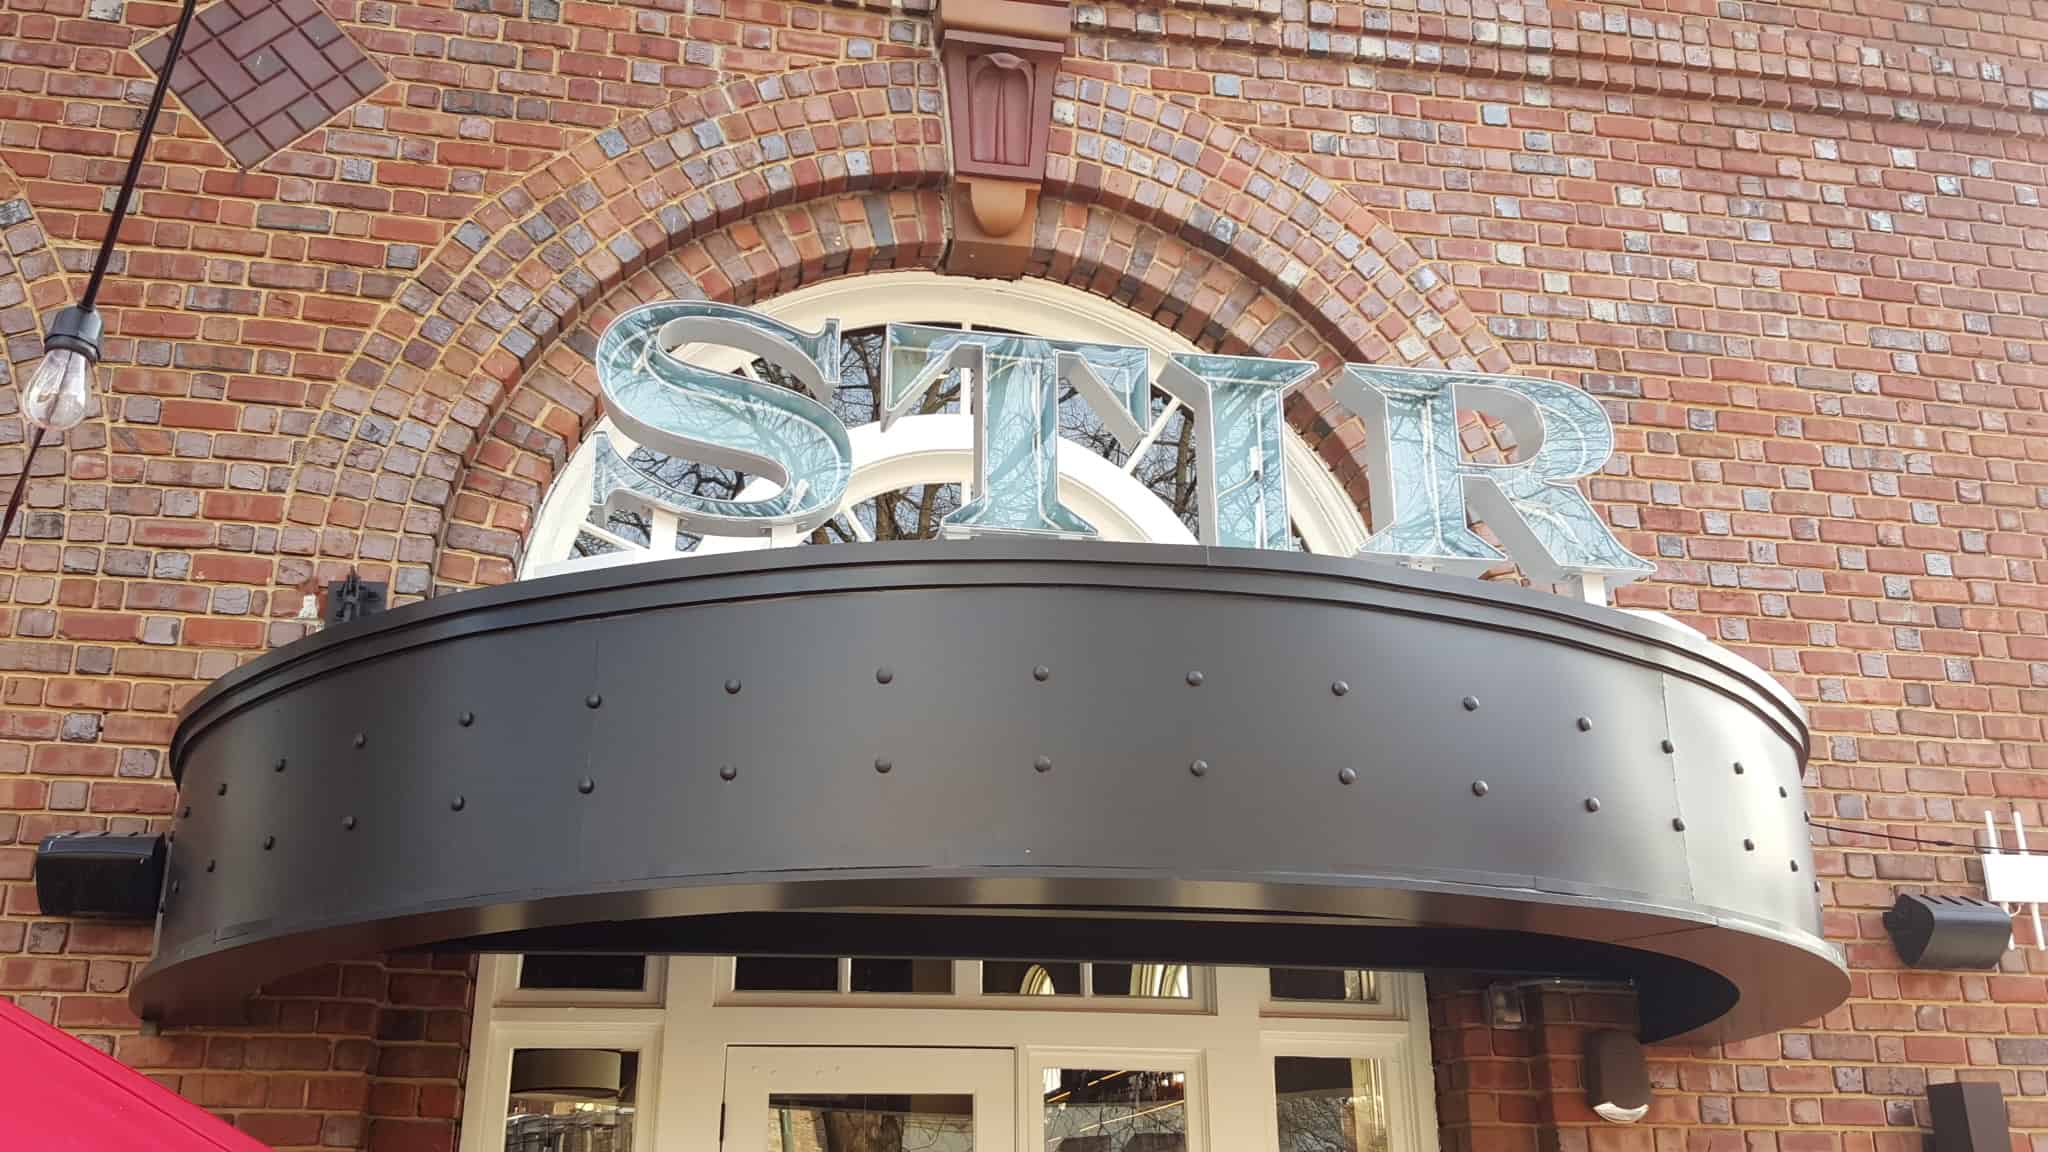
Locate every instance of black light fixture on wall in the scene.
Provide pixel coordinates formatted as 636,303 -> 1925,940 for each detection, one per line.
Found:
1929,1081 -> 2010,1152
1884,893 -> 2011,970
1,0 -> 201,550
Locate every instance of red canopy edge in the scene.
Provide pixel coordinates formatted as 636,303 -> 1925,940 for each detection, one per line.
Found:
0,998 -> 273,1151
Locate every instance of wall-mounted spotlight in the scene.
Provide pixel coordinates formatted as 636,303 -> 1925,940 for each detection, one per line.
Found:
35,833 -> 165,920
323,569 -> 388,626
1884,893 -> 2010,970
1929,1081 -> 2008,1151
1584,1030 -> 1650,1124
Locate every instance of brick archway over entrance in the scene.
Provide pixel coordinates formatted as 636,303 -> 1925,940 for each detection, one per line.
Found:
274,65 -> 1516,602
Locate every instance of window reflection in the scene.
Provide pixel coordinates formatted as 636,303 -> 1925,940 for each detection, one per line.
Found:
725,959 -> 1210,999
1090,964 -> 1190,998
850,958 -> 954,994
1268,969 -> 1379,1004
1273,1057 -> 1388,1152
734,957 -> 839,992
1043,1069 -> 1187,1152
518,954 -> 647,993
732,958 -> 956,994
982,961 -> 1081,996
506,1049 -> 635,1152
768,1093 -> 974,1152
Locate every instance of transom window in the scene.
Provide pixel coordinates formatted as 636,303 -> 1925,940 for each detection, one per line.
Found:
721,957 -> 1196,1003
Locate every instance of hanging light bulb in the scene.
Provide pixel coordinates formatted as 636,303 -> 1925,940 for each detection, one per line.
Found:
21,306 -> 101,434
23,348 -> 94,433
4,0 -> 194,554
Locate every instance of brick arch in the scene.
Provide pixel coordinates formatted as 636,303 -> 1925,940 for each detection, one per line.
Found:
286,62 -> 948,601
294,64 -> 1522,600
1036,77 -> 1526,486
443,190 -> 1445,583
1043,79 -> 1511,376
436,189 -> 949,585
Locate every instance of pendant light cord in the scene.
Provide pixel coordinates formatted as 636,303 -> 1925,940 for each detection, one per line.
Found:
80,0 -> 199,311
4,0 -> 197,552
0,426 -> 45,545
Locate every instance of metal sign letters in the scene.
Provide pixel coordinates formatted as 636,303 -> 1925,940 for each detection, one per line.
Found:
594,300 -> 1654,585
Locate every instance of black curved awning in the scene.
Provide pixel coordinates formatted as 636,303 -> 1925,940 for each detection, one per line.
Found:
143,542 -> 1847,1041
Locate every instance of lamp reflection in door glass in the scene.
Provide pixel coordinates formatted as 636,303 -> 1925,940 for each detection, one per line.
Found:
767,1093 -> 974,1151
1273,1057 -> 1388,1152
1042,1069 -> 1188,1152
504,1049 -> 636,1152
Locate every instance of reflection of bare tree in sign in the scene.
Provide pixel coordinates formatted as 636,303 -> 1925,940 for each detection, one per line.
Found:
969,342 -> 1059,528
577,326 -> 1307,555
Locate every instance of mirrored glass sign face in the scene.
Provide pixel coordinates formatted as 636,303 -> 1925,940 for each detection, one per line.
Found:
573,324 -> 1265,558
593,302 -> 1652,586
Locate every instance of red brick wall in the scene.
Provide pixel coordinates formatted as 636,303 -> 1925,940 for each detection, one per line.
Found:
3,0 -> 2048,1148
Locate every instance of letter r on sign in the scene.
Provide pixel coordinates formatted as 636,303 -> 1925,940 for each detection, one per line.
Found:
1336,366 -> 1655,585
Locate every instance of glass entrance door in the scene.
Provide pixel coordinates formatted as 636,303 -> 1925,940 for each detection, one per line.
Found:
721,1047 -> 1016,1152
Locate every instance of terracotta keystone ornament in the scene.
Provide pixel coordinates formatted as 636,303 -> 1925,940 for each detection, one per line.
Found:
936,0 -> 1068,278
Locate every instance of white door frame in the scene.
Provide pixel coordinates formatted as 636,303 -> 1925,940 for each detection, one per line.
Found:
461,959 -> 1437,1152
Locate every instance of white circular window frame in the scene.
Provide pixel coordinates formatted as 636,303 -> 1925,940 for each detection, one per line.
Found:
524,272 -> 1371,578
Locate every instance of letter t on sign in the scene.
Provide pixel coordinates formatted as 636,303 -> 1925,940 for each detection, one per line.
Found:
1336,365 -> 1655,595
881,324 -> 1151,538
1159,352 -> 1316,550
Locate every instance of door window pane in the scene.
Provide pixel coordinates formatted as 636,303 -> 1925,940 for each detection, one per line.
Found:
1268,969 -> 1379,1004
850,958 -> 954,994
1273,1057 -> 1388,1152
735,957 -> 840,992
1043,1069 -> 1188,1152
767,1093 -> 974,1151
982,961 -> 1081,996
518,954 -> 647,992
506,1049 -> 636,1152
1091,964 -> 1190,998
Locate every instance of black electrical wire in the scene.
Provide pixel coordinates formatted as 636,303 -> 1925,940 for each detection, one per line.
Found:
1804,815 -> 1985,851
0,426 -> 43,545
80,0 -> 199,311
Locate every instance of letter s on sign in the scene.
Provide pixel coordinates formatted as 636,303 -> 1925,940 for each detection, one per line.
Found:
1337,365 -> 1656,585
592,301 -> 853,538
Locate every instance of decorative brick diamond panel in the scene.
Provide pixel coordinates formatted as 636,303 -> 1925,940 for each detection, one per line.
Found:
137,0 -> 384,170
